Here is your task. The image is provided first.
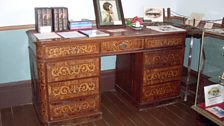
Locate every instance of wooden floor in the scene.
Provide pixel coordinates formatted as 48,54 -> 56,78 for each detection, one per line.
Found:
0,91 -> 218,126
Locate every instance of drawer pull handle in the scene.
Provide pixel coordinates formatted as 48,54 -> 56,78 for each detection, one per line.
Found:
119,43 -> 127,50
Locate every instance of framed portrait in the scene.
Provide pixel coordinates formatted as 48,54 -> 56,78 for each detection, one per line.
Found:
93,0 -> 126,29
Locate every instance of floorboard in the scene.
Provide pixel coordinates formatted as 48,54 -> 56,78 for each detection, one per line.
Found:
0,91 -> 218,126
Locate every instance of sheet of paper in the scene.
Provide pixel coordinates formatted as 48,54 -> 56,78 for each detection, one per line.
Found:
146,25 -> 186,32
34,32 -> 61,40
57,31 -> 86,38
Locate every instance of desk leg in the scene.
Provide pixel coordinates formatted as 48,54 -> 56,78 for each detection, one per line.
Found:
184,36 -> 194,101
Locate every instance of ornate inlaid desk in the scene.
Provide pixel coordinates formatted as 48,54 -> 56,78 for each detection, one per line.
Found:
27,27 -> 186,125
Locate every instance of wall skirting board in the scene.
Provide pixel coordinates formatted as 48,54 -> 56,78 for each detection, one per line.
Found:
0,70 -> 115,109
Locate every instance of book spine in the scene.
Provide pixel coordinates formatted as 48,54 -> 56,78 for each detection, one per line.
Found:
58,8 -> 63,31
52,8 -> 59,32
35,8 -> 42,32
42,8 -> 47,26
62,7 -> 68,31
46,8 -> 52,27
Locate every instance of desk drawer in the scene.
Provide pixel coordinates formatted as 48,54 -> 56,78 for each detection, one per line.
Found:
144,48 -> 184,66
48,77 -> 99,101
49,95 -> 100,121
143,66 -> 182,86
101,38 -> 144,53
38,42 -> 99,59
141,81 -> 180,102
47,58 -> 99,82
145,36 -> 184,49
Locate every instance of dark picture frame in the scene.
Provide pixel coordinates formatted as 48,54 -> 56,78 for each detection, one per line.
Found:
93,0 -> 126,29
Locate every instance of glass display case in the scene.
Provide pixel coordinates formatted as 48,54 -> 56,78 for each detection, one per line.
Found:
192,29 -> 224,126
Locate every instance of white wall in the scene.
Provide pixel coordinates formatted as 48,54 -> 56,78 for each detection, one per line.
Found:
176,0 -> 224,20
0,0 -> 177,27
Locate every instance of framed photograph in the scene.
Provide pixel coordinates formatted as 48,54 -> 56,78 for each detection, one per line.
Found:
93,0 -> 126,29
143,7 -> 163,22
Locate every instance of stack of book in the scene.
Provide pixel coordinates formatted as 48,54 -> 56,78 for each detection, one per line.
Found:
69,21 -> 93,30
35,7 -> 69,33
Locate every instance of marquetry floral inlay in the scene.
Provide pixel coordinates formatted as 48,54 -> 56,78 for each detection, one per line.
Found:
47,58 -> 99,82
142,82 -> 179,101
144,66 -> 182,85
48,78 -> 99,101
51,98 -> 98,118
46,44 -> 99,58
145,37 -> 183,48
144,49 -> 184,66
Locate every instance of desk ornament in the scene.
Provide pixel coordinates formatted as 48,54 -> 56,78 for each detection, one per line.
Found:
127,16 -> 144,30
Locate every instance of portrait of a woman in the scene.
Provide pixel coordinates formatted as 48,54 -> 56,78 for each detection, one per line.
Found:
101,2 -> 115,23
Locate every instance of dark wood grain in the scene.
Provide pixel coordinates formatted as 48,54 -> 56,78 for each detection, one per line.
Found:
12,104 -> 41,126
0,110 -> 2,126
1,108 -> 15,126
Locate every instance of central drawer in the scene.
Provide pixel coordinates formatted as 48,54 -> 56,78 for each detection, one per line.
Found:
101,38 -> 144,53
46,58 -> 99,82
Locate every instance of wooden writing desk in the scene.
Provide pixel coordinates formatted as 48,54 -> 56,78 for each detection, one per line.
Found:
27,27 -> 186,125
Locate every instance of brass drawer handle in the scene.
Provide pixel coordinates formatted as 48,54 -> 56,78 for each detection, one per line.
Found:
119,43 -> 127,50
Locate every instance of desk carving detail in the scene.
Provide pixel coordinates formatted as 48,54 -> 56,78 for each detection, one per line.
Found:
46,43 -> 99,58
48,78 -> 99,101
143,66 -> 182,85
142,81 -> 180,102
144,48 -> 184,66
47,58 -> 99,82
50,96 -> 99,120
145,37 -> 183,48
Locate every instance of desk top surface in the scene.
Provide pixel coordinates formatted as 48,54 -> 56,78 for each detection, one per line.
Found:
27,26 -> 187,44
